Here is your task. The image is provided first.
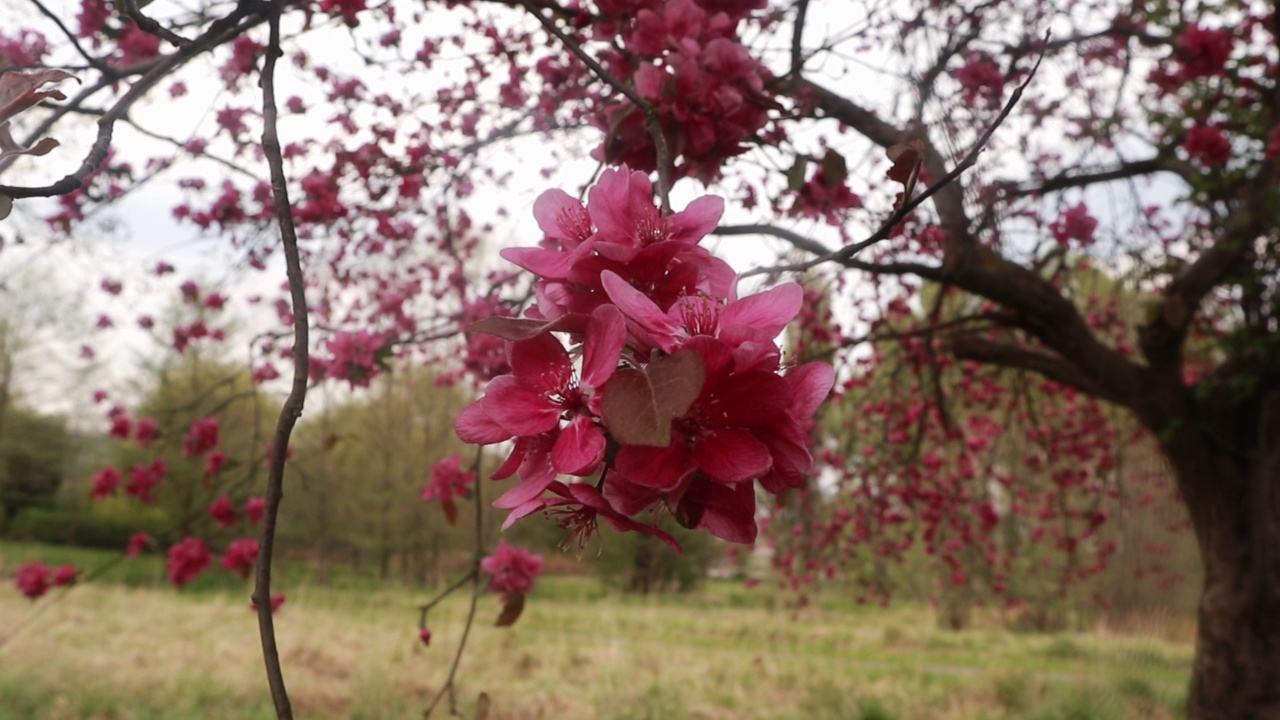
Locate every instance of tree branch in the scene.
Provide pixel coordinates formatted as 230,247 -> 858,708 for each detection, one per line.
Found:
0,7 -> 261,198
950,334 -> 1118,402
253,5 -> 304,719
517,0 -> 674,213
996,156 -> 1188,198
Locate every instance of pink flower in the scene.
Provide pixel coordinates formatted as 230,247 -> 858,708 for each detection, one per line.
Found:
52,564 -> 77,586
1184,124 -> 1231,166
243,496 -> 266,526
126,532 -> 151,558
500,166 -> 733,320
1176,23 -> 1232,79
15,562 -> 51,600
457,304 -> 627,506
601,270 -> 802,357
209,494 -> 239,528
220,539 -> 259,578
790,168 -> 863,224
205,451 -> 229,478
91,466 -> 121,499
1050,203 -> 1099,247
182,417 -> 220,457
108,413 -> 132,439
419,627 -> 432,645
480,540 -> 544,597
321,330 -> 388,388
422,453 -> 477,515
134,417 -> 158,447
125,458 -> 168,503
955,53 -> 1004,106
166,537 -> 211,588
503,481 -> 681,551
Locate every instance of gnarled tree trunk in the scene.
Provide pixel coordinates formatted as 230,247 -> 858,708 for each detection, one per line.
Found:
1158,385 -> 1280,719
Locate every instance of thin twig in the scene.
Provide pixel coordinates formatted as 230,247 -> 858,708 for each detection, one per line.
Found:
252,5 -> 305,720
0,8 -> 260,198
27,0 -> 117,74
516,0 -> 674,213
789,0 -> 811,78
423,446 -> 486,719
738,33 -> 1050,279
118,0 -> 194,48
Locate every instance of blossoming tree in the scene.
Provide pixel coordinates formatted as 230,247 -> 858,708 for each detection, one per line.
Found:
1,0 -> 1278,717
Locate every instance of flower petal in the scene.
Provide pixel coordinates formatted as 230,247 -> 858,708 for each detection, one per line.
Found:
582,304 -> 626,388
664,195 -> 724,245
787,361 -> 836,418
601,271 -> 683,351
685,479 -> 757,544
694,427 -> 772,483
510,332 -> 572,392
533,189 -> 591,245
486,378 -> 561,437
615,441 -> 694,491
551,416 -> 605,476
455,399 -> 512,445
720,282 -> 803,340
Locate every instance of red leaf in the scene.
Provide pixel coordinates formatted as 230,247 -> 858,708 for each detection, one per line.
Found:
467,314 -> 585,341
886,140 -> 924,209
0,69 -> 76,123
495,591 -> 525,627
601,349 -> 705,447
0,69 -> 77,162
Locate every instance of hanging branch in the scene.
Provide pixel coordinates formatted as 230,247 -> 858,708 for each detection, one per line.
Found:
252,5 -> 306,719
423,446 -> 487,719
516,0 -> 675,213
732,33 -> 1049,279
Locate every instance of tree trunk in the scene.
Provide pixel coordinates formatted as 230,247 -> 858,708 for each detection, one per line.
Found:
1158,387 -> 1280,719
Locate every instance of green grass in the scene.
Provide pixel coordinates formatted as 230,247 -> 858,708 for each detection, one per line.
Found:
0,541 -> 1192,719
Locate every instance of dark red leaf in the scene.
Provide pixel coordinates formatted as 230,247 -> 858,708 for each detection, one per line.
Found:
601,349 -> 705,447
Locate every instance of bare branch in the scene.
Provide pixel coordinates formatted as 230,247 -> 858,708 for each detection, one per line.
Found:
252,5 -> 303,719
950,334 -> 1117,402
712,223 -> 944,279
517,0 -> 674,213
0,8 -> 261,199
997,156 -> 1188,198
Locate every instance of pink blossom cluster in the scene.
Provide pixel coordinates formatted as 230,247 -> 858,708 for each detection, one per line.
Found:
166,537 -> 211,588
1049,203 -> 1099,247
91,457 -> 170,504
480,540 -> 544,597
14,561 -> 77,600
590,0 -> 773,182
421,453 -> 476,506
456,168 -> 834,546
954,53 -> 1005,107
220,539 -> 260,578
312,330 -> 390,388
182,417 -> 221,457
1174,23 -> 1233,80
1183,123 -> 1231,167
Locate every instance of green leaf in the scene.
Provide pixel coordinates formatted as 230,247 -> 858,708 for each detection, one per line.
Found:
601,349 -> 705,447
786,156 -> 808,191
0,194 -> 10,221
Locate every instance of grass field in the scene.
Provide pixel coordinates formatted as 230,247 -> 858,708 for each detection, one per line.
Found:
0,542 -> 1192,720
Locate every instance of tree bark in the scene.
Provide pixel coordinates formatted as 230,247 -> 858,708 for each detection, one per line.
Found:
1155,386 -> 1280,719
